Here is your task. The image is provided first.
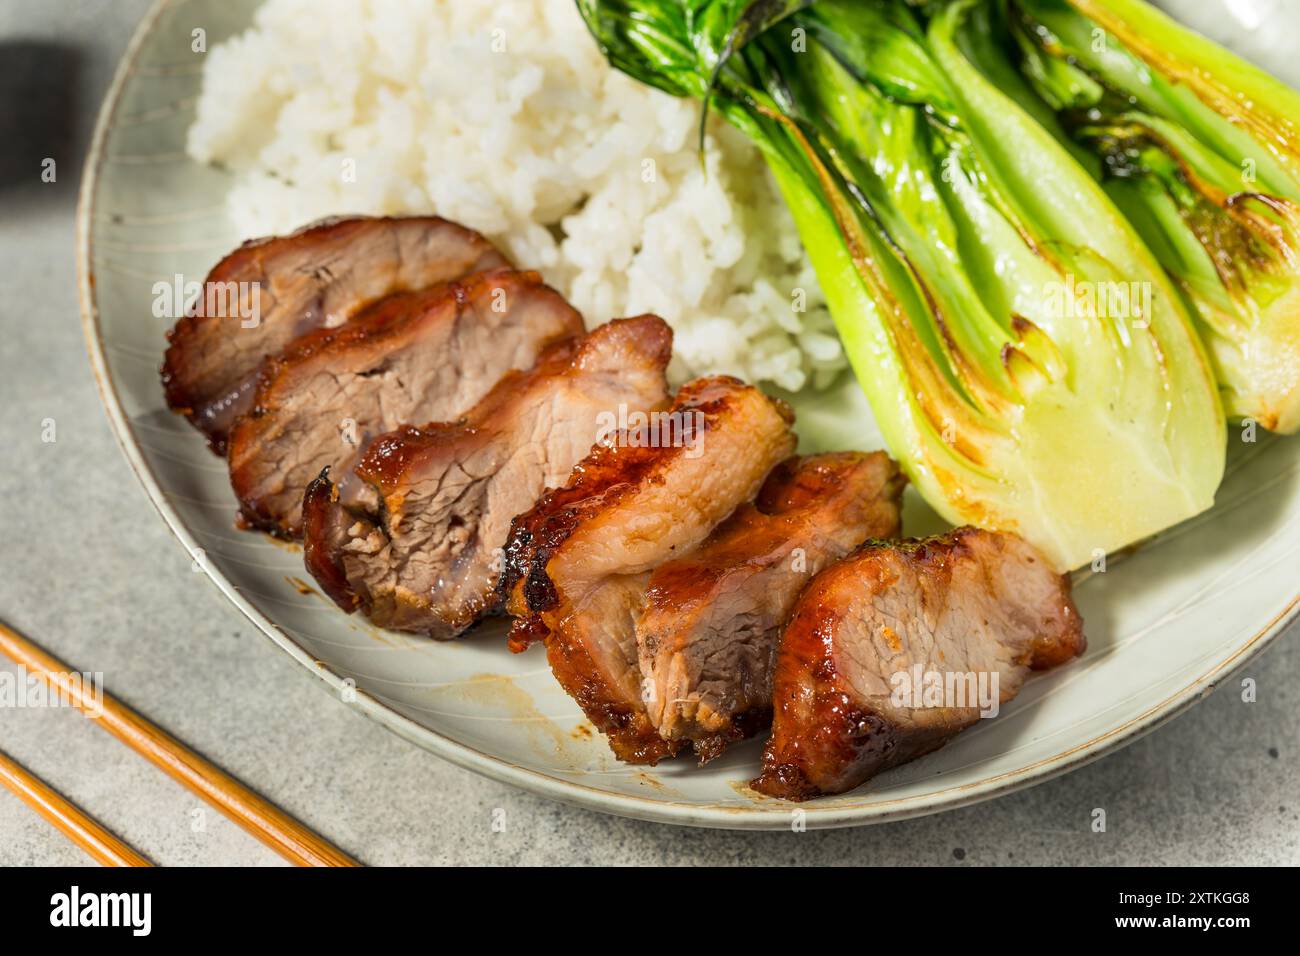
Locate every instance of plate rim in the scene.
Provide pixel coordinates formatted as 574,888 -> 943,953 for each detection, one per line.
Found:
75,0 -> 1300,830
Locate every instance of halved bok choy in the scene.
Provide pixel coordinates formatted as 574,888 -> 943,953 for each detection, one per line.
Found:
975,0 -> 1300,432
578,0 -> 1226,570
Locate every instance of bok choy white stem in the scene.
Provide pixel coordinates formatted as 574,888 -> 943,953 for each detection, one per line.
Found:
981,0 -> 1300,432
579,0 -> 1226,569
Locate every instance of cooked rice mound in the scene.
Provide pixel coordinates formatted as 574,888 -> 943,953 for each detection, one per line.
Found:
186,0 -> 845,390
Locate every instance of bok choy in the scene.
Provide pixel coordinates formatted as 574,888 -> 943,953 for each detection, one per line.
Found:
578,0 -> 1225,570
971,0 -> 1300,433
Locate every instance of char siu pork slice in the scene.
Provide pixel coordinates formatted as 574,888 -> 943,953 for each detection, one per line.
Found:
752,528 -> 1085,800
500,376 -> 798,764
635,452 -> 905,764
301,315 -> 673,637
227,268 -> 582,537
162,216 -> 507,453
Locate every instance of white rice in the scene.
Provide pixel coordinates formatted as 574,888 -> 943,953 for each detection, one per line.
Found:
186,0 -> 844,390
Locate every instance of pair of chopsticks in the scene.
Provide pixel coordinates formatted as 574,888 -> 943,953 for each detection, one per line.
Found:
0,619 -> 358,866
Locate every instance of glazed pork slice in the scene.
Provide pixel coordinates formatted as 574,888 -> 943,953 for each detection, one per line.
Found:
162,215 -> 507,453
501,376 -> 798,764
752,528 -> 1085,800
301,315 -> 673,637
228,269 -> 582,537
636,452 -> 905,764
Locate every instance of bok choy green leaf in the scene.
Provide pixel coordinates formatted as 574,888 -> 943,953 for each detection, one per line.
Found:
578,0 -> 1226,570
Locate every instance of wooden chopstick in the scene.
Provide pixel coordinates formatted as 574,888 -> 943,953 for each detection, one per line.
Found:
0,619 -> 360,867
0,748 -> 152,866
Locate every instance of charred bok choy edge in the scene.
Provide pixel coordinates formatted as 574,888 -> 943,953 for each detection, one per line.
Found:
965,0 -> 1300,433
578,0 -> 1226,571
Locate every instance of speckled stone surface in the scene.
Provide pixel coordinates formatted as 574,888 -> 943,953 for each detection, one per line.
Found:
0,0 -> 1296,867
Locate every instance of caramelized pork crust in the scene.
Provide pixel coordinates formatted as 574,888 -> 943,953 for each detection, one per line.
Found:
227,269 -> 582,537
301,315 -> 672,637
162,215 -> 507,453
501,376 -> 798,764
636,452 -> 905,763
753,528 -> 1085,800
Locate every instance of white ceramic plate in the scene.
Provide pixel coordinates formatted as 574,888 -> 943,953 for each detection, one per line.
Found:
78,0 -> 1300,828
